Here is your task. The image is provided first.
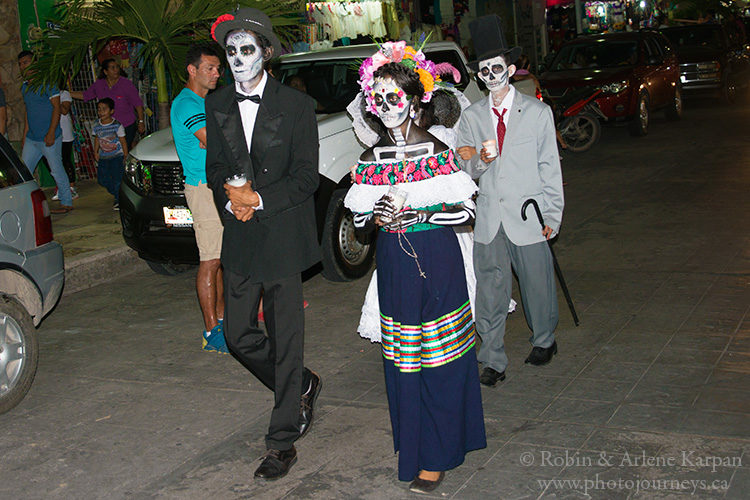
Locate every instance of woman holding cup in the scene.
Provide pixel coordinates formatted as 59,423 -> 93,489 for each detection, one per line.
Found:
344,42 -> 486,494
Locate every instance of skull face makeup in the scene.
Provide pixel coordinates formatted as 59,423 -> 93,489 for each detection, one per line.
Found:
225,31 -> 264,83
372,77 -> 412,129
478,55 -> 514,92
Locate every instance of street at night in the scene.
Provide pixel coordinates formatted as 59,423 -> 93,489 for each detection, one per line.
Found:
1,96 -> 747,499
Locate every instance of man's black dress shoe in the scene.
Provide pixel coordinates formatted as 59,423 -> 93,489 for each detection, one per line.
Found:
525,341 -> 558,366
409,471 -> 445,494
479,367 -> 506,387
299,368 -> 322,439
254,447 -> 297,480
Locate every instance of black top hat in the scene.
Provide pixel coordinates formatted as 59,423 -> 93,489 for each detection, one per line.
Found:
212,7 -> 282,57
468,15 -> 522,71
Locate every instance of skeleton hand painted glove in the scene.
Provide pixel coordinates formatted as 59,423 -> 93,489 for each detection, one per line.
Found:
385,209 -> 426,231
373,195 -> 398,224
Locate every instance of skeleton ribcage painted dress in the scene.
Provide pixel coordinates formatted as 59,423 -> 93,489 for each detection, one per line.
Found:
344,147 -> 486,482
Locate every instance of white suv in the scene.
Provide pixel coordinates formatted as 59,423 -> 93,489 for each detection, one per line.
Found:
121,42 -> 483,281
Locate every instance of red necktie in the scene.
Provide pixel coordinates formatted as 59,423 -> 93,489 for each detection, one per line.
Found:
493,108 -> 507,158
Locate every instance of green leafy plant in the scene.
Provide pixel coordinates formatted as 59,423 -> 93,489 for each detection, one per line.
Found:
28,0 -> 302,129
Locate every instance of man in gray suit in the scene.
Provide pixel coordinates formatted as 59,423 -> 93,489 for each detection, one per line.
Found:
457,15 -> 564,386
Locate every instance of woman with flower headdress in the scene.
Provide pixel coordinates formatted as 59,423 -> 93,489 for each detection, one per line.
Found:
344,41 -> 486,493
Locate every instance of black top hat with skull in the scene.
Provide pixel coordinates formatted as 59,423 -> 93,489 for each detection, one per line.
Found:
468,15 -> 522,71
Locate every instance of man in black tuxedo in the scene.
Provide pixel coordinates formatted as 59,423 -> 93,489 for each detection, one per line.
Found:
205,8 -> 322,480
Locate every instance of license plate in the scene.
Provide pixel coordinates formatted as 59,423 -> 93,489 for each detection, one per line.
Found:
163,207 -> 193,226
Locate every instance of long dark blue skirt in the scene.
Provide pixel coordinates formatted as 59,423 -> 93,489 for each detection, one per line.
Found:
377,227 -> 486,481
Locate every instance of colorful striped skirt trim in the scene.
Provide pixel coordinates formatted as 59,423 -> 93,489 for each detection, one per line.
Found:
381,300 -> 476,372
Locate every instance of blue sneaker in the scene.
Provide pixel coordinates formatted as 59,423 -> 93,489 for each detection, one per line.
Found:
202,324 -> 229,354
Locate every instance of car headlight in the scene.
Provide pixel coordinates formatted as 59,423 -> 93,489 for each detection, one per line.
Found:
600,80 -> 629,94
124,155 -> 151,193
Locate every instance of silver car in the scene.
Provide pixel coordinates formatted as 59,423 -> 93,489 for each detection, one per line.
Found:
0,135 -> 64,413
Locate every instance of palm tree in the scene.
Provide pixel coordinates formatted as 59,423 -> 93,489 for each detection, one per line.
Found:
29,0 -> 302,129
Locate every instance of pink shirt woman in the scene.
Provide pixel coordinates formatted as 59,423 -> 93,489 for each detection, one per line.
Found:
71,59 -> 145,148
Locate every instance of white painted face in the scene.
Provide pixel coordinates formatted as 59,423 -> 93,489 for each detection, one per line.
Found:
372,77 -> 411,129
225,31 -> 264,83
478,56 -> 513,92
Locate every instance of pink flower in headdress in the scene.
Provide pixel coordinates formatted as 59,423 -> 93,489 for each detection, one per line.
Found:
412,49 -> 427,65
371,51 -> 390,68
381,41 -> 407,63
211,14 -> 235,42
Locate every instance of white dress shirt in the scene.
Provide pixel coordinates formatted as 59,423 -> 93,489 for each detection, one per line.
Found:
227,71 -> 268,213
488,84 -> 515,135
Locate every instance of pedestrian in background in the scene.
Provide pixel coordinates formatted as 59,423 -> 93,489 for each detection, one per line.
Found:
170,43 -> 227,354
18,50 -> 74,214
52,89 -> 79,201
70,58 -> 145,149
91,97 -> 127,210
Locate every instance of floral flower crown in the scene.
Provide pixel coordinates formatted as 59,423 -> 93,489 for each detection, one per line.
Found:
358,40 -> 461,115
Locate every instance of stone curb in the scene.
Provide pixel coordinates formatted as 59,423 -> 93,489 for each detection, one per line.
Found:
63,246 -> 148,296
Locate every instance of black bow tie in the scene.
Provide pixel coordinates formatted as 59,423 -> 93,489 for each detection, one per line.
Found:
236,93 -> 261,104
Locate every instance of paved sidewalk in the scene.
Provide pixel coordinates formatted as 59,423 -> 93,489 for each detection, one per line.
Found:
45,180 -> 147,295
2,100 -> 747,499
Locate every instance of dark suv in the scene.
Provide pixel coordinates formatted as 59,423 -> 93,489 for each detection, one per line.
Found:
660,24 -> 750,103
540,31 -> 682,136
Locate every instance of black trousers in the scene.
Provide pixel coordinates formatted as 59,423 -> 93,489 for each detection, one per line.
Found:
62,141 -> 75,183
124,122 -> 137,151
223,270 -> 305,451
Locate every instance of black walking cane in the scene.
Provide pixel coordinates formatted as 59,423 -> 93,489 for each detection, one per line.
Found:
521,199 -> 580,326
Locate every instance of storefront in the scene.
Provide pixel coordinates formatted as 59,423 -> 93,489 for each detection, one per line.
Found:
302,1 -> 402,50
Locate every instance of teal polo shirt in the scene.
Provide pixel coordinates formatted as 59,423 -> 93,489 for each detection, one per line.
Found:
170,87 -> 208,186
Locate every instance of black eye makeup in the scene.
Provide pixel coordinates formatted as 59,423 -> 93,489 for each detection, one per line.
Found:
386,93 -> 402,105
240,45 -> 257,56
480,64 -> 506,76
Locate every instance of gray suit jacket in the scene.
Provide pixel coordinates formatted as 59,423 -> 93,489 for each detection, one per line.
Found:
457,91 -> 564,246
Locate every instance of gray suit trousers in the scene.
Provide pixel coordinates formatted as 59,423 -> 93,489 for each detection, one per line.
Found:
474,224 -> 558,372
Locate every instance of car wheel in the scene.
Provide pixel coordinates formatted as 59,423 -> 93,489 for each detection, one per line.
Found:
0,296 -> 38,414
146,261 -> 194,276
321,188 -> 376,282
722,73 -> 737,104
665,86 -> 683,121
560,113 -> 601,153
629,91 -> 650,137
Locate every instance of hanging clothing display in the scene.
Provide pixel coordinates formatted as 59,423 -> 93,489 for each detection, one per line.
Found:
305,1 -> 391,45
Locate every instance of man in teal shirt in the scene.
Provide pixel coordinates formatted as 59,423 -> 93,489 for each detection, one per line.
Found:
170,44 -> 226,353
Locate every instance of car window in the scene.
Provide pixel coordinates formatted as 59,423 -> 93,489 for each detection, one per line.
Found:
645,37 -> 663,58
422,49 -> 470,91
661,27 -> 724,50
654,34 -> 672,55
277,60 -> 361,114
550,40 -> 639,70
0,137 -> 31,189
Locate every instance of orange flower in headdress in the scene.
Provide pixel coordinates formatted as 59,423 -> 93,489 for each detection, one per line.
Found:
416,68 -> 435,93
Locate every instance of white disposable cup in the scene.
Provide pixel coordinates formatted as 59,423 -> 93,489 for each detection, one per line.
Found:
482,139 -> 498,159
226,174 -> 247,187
388,186 -> 407,211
